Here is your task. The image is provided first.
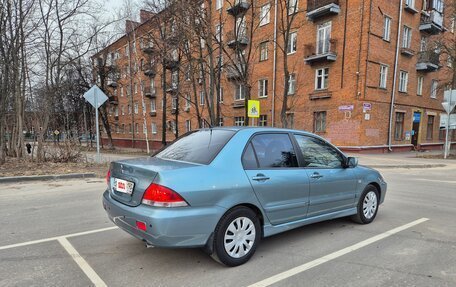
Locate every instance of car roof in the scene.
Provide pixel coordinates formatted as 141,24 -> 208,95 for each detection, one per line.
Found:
199,126 -> 314,136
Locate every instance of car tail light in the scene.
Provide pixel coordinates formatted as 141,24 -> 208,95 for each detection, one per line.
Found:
106,170 -> 111,185
142,183 -> 188,207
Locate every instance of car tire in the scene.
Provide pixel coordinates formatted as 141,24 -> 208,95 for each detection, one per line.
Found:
211,206 -> 261,267
351,185 -> 380,224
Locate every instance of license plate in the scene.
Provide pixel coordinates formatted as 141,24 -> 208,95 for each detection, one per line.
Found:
114,178 -> 134,195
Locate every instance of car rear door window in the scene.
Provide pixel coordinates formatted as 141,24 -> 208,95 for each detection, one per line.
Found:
242,142 -> 258,169
156,129 -> 235,164
294,135 -> 344,168
251,134 -> 298,168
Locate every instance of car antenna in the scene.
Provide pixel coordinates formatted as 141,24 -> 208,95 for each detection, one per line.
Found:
203,118 -> 213,130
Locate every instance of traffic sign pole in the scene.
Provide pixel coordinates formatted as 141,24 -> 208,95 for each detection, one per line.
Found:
95,88 -> 100,162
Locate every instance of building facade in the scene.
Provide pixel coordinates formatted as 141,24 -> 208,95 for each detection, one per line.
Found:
93,0 -> 455,152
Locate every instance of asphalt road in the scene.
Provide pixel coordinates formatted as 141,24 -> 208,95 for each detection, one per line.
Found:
1,165 -> 456,287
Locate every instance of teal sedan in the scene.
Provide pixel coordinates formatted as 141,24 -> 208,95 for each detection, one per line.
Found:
103,127 -> 387,266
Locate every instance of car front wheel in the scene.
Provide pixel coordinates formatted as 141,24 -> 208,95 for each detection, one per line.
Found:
352,185 -> 379,224
211,206 -> 260,266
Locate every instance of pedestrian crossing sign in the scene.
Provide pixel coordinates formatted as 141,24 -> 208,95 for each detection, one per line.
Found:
248,100 -> 260,118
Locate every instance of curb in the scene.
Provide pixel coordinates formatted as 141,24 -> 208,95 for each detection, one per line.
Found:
366,164 -> 446,169
0,173 -> 97,183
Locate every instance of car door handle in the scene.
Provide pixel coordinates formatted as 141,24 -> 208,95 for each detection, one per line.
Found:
310,172 -> 323,179
252,174 -> 270,181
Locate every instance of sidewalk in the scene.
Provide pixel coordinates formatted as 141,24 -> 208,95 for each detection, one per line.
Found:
350,150 -> 456,169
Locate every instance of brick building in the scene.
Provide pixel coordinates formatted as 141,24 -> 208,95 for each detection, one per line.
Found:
93,0 -> 455,152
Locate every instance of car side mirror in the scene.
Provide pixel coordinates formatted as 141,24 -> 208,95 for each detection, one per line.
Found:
345,157 -> 358,168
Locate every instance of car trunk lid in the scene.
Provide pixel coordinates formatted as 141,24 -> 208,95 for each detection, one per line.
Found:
109,157 -> 196,207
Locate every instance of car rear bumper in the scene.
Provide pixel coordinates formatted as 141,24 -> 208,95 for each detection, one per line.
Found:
102,190 -> 226,248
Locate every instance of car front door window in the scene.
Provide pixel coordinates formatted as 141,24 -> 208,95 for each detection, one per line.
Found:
294,135 -> 343,168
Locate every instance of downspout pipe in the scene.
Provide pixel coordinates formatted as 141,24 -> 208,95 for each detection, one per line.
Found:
271,0 -> 278,127
387,0 -> 403,152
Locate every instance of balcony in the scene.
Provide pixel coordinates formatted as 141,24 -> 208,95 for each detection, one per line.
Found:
149,111 -> 157,117
164,58 -> 179,70
419,11 -> 443,34
226,64 -> 244,81
227,1 -> 250,16
400,47 -> 415,57
307,0 -> 340,21
107,79 -> 118,88
109,96 -> 119,105
143,64 -> 156,77
416,51 -> 440,72
227,31 -> 249,50
144,86 -> 156,98
304,39 -> 337,64
166,83 -> 178,94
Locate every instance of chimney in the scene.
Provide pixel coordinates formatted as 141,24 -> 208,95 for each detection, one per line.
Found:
125,20 -> 140,34
140,10 -> 155,23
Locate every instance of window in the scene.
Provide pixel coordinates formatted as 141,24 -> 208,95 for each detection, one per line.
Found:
236,16 -> 247,37
294,135 -> 344,168
427,115 -> 434,140
185,94 -> 191,109
218,87 -> 224,103
235,84 -> 246,100
259,115 -> 267,126
405,0 -> 415,9
128,104 -> 132,114
251,134 -> 298,168
120,87 -> 124,97
134,83 -> 138,94
156,129 -> 236,165
417,76 -> 424,96
143,124 -> 147,134
151,123 -> 157,134
216,0 -> 222,10
135,123 -> 139,134
121,106 -> 125,115
287,0 -> 298,15
129,124 -> 132,134
258,79 -> 268,98
215,24 -> 222,42
314,111 -> 326,132
317,22 -> 331,54
185,120 -> 192,132
150,99 -> 156,112
259,41 -> 268,61
420,36 -> 427,52
399,71 -> 408,93
115,106 -> 119,117
200,91 -> 205,105
402,26 -> 412,48
121,124 -> 125,134
379,65 -> 388,89
242,143 -> 258,170
431,80 -> 438,98
172,97 -> 177,110
315,68 -> 329,90
394,112 -> 405,140
219,117 -> 224,126
287,32 -> 297,54
134,102 -> 139,114
260,4 -> 270,26
288,74 -> 296,95
171,120 -> 177,134
383,16 -> 391,41
234,116 -> 245,126
171,71 -> 178,88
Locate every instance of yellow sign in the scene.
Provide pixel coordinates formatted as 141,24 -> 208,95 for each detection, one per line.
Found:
248,100 -> 260,118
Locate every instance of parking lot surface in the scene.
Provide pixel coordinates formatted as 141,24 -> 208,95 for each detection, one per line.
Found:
1,165 -> 456,287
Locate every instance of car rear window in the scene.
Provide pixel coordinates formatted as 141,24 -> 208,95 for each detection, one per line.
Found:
155,129 -> 236,164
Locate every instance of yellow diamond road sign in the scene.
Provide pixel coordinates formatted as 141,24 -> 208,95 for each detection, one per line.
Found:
248,100 -> 260,118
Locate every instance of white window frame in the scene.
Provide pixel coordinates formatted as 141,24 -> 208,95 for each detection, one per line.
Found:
219,87 -> 224,103
260,4 -> 270,26
234,116 -> 245,126
150,99 -> 156,112
431,80 -> 438,98
288,74 -> 296,95
200,91 -> 205,105
260,41 -> 268,61
405,0 -> 415,9
185,94 -> 191,109
379,65 -> 388,89
288,0 -> 298,15
216,0 -> 223,10
287,32 -> 297,54
317,22 -> 331,55
151,123 -> 157,134
417,76 -> 424,96
185,120 -> 192,132
399,71 -> 409,93
383,16 -> 391,41
235,84 -> 246,101
258,79 -> 268,98
315,68 -> 329,90
402,26 -> 412,48
134,103 -> 139,114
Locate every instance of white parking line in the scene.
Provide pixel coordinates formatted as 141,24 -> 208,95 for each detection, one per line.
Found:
248,218 -> 429,287
58,237 -> 107,287
0,226 -> 118,251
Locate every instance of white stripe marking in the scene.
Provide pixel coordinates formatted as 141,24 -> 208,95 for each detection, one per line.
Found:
248,218 -> 429,287
0,226 -> 118,251
58,237 -> 107,287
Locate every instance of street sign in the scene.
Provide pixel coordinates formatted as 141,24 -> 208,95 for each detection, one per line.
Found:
338,105 -> 354,112
363,103 -> 372,111
442,90 -> 456,159
440,114 -> 456,130
248,100 -> 260,118
83,85 -> 108,109
83,85 -> 108,162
